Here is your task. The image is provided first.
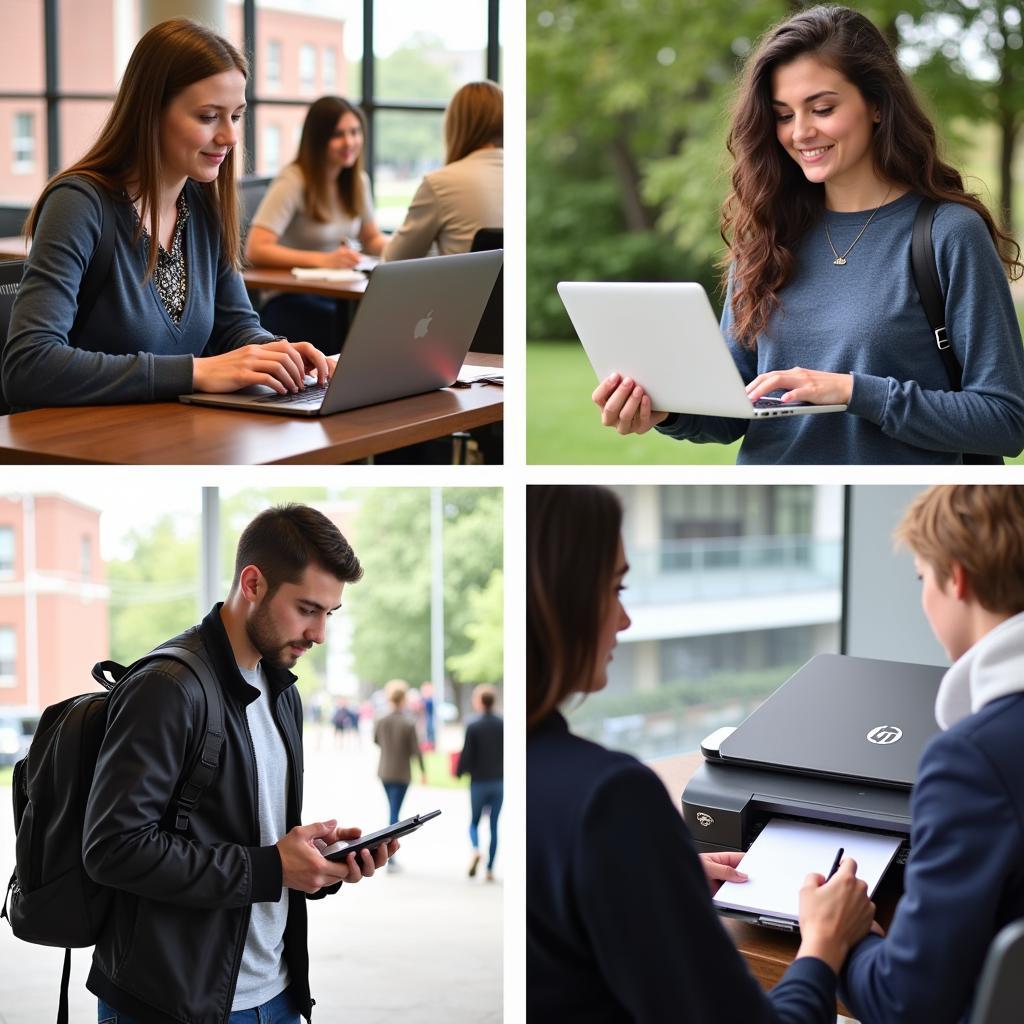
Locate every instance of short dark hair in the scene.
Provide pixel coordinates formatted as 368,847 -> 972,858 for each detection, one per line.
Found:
527,485 -> 623,731
232,504 -> 363,594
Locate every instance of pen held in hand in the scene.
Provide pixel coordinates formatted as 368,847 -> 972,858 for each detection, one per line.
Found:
826,846 -> 845,881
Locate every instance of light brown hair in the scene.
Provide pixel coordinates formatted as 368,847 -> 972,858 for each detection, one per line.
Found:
294,96 -> 368,222
895,486 -> 1024,615
26,18 -> 248,282
527,485 -> 623,731
722,5 -> 1021,349
445,81 -> 503,164
474,684 -> 497,711
385,679 -> 409,706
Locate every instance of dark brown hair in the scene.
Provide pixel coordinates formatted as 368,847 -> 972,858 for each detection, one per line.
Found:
232,504 -> 363,595
895,485 -> 1024,615
527,485 -> 623,731
721,5 -> 1022,349
294,96 -> 368,222
445,81 -> 503,164
26,18 -> 248,281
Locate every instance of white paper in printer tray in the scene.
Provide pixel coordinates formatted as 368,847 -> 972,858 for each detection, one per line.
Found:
712,817 -> 902,922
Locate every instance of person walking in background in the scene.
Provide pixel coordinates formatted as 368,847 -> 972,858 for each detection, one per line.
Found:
374,680 -> 427,845
457,685 -> 503,881
421,681 -> 437,750
382,81 -> 503,262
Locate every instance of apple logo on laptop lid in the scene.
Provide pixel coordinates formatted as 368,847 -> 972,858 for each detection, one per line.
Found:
414,310 -> 434,340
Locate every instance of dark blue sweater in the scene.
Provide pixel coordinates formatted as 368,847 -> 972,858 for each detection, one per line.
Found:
2,176 -> 275,409
528,713 -> 837,1023
656,192 -> 1024,463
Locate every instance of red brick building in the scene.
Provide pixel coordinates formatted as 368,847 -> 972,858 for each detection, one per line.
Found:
0,494 -> 109,711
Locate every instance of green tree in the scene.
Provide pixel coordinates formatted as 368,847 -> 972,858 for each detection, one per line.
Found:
348,488 -> 502,690
446,567 -> 504,683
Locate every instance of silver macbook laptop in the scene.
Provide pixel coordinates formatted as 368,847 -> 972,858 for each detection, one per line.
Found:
557,281 -> 847,418
181,249 -> 502,416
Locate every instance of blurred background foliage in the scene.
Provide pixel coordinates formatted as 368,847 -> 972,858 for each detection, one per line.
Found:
527,0 -> 1024,462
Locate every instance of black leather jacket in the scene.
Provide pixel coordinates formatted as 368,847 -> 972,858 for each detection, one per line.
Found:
83,605 -> 334,1024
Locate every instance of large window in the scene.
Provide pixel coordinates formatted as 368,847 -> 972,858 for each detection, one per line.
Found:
0,526 -> 14,574
0,627 -> 16,683
0,1 -> 502,221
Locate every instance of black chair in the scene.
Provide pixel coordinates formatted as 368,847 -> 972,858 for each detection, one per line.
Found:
469,227 -> 502,355
0,206 -> 29,237
969,918 -> 1024,1024
239,175 -> 272,240
0,259 -> 26,414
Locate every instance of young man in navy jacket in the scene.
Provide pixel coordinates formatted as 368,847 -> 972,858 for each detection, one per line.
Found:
841,485 -> 1024,1024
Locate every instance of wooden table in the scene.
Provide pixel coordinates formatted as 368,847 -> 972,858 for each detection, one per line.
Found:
0,353 -> 501,464
649,752 -> 900,1020
0,235 -> 29,260
241,266 -> 368,302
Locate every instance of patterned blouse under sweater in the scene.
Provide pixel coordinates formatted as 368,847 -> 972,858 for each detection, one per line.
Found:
131,190 -> 190,325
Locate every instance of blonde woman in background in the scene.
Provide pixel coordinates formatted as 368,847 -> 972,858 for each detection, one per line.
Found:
383,81 -> 503,261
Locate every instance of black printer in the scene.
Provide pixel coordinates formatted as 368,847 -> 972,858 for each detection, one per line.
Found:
681,654 -> 945,859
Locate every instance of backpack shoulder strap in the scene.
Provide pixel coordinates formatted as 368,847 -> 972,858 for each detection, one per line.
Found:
95,645 -> 226,834
911,197 -> 964,391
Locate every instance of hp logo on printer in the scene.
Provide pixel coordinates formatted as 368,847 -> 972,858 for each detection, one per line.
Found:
696,812 -> 715,828
866,725 -> 903,745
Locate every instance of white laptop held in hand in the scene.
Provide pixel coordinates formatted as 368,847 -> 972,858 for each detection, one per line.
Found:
557,281 -> 847,418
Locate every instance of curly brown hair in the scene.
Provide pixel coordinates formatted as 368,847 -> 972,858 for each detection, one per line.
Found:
720,5 -> 1022,350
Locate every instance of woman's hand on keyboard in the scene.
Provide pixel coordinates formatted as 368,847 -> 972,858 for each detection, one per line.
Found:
193,339 -> 327,394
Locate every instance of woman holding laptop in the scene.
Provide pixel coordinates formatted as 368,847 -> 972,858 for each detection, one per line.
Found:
245,96 -> 386,354
1,19 -> 328,412
592,5 -> 1024,464
527,483 -> 878,1022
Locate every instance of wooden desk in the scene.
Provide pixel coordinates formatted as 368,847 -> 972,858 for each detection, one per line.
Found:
241,266 -> 368,302
649,751 -> 900,1020
0,354 -> 501,464
0,235 -> 29,260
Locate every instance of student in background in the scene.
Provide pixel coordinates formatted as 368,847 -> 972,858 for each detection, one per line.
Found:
527,484 -> 878,1022
374,679 -> 427,841
245,97 -> 386,354
382,81 -> 503,262
2,19 -> 328,412
456,684 -> 503,881
841,485 -> 1024,1024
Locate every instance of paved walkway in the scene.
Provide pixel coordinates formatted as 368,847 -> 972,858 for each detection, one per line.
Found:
0,727 -> 502,1023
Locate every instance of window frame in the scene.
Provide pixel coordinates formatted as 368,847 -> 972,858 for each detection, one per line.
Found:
0,0 -> 501,185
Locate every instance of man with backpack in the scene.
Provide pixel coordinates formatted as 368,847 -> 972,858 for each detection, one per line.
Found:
76,503 -> 394,1023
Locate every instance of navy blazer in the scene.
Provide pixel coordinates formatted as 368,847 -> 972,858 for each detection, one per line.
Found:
842,693 -> 1024,1023
527,712 -> 837,1023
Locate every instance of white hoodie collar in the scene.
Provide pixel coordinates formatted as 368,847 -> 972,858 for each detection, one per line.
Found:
935,610 -> 1024,730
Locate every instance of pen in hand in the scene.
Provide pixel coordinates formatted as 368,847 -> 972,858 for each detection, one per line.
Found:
826,847 -> 844,881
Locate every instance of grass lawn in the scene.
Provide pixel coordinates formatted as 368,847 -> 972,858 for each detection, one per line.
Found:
527,341 -> 741,464
0,765 -> 10,788
423,749 -> 468,790
528,340 -> 1024,466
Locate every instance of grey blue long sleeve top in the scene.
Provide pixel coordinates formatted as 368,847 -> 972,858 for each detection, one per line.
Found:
528,712 -> 838,1023
2,176 -> 275,410
655,192 -> 1024,463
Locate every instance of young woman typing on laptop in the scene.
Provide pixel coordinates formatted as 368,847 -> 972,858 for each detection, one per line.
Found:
1,19 -> 328,412
527,483 -> 879,1022
593,5 -> 1024,464
381,81 -> 504,261
244,97 -> 386,355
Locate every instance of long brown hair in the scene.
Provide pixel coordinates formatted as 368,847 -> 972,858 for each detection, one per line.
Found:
445,81 -> 503,164
294,96 -> 368,222
721,4 -> 1022,349
25,18 -> 248,281
527,485 -> 623,732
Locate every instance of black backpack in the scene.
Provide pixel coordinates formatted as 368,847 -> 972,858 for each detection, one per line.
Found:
1,644 -> 224,1024
910,198 -> 1003,465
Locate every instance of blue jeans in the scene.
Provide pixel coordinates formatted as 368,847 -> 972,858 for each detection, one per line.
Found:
470,779 -> 504,870
383,780 -> 409,825
99,987 -> 299,1023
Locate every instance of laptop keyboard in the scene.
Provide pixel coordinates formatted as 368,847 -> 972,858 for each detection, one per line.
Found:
254,382 -> 329,405
752,397 -> 812,410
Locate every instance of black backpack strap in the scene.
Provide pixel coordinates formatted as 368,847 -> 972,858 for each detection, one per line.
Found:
57,948 -> 71,1024
911,197 -> 963,391
96,645 -> 226,834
